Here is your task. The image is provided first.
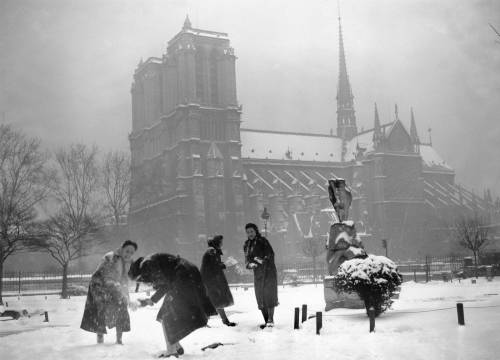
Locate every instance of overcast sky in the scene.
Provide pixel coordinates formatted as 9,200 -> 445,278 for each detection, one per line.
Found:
1,0 -> 499,195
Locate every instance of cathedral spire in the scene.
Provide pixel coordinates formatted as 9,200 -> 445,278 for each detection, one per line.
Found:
373,103 -> 382,143
183,14 -> 192,30
336,9 -> 357,140
410,107 -> 420,145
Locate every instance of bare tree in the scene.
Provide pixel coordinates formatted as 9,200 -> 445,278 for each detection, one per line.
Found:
302,236 -> 324,284
33,144 -> 102,298
454,213 -> 490,277
301,216 -> 325,284
490,23 -> 500,43
0,124 -> 53,304
102,151 -> 130,225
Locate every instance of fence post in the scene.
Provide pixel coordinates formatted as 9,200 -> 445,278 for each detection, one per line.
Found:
301,304 -> 307,323
316,312 -> 322,335
456,303 -> 465,325
294,307 -> 300,330
43,311 -> 49,322
413,270 -> 417,282
18,271 -> 21,296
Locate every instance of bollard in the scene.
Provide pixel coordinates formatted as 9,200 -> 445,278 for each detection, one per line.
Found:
457,303 -> 465,325
294,307 -> 300,330
316,312 -> 322,335
368,307 -> 376,332
42,311 -> 49,322
301,304 -> 307,323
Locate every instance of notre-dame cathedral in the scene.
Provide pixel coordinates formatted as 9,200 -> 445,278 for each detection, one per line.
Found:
128,16 -> 499,263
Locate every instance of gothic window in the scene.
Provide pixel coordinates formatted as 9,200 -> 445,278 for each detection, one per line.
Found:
195,49 -> 205,103
209,50 -> 218,105
200,114 -> 225,141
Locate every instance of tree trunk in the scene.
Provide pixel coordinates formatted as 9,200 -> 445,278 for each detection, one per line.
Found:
473,251 -> 478,279
0,258 -> 4,305
61,263 -> 69,299
114,210 -> 120,226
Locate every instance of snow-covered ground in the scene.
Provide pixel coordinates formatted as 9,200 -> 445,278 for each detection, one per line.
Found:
1,279 -> 499,360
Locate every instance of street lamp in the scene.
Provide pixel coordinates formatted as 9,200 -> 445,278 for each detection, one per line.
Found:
381,238 -> 388,258
261,207 -> 270,237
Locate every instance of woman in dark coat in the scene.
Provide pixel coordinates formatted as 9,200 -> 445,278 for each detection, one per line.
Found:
243,223 -> 278,328
200,235 -> 236,326
129,253 -> 216,358
80,240 -> 138,344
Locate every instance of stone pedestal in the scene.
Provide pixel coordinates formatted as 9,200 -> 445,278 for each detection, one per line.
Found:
323,276 -> 364,311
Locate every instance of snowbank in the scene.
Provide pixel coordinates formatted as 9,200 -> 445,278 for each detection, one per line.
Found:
1,279 -> 500,360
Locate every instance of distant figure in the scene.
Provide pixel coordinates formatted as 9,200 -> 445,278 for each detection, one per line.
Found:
200,235 -> 236,326
129,253 -> 216,358
80,240 -> 138,344
244,223 -> 278,328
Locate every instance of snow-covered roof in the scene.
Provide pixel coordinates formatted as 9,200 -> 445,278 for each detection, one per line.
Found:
241,129 -> 343,162
344,130 -> 376,161
420,145 -> 452,171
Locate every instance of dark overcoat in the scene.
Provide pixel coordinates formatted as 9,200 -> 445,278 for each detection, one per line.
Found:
244,236 -> 279,309
80,250 -> 131,334
200,247 -> 234,309
139,253 -> 216,344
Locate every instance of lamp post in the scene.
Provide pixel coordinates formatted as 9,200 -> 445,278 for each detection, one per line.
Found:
261,207 -> 270,237
381,238 -> 388,258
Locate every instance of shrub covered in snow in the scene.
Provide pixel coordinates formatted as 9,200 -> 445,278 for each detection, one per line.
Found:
333,255 -> 402,316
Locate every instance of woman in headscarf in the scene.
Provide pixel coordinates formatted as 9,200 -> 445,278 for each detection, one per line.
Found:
129,253 -> 216,358
80,240 -> 138,344
243,223 -> 278,328
200,235 -> 236,326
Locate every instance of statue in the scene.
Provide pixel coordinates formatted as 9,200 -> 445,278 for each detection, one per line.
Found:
324,179 -> 367,310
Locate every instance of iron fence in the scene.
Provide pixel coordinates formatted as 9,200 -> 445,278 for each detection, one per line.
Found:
2,272 -> 92,296
2,254 -> 499,297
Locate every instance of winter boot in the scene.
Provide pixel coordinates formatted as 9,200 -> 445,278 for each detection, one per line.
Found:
175,342 -> 184,355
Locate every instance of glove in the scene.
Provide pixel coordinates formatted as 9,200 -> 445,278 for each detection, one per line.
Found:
138,298 -> 154,307
254,257 -> 264,264
248,263 -> 258,269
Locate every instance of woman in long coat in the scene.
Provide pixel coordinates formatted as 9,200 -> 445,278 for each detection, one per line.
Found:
80,240 -> 138,344
243,223 -> 278,328
129,253 -> 216,357
200,235 -> 236,326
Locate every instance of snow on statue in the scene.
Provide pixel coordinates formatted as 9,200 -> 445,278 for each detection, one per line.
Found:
323,179 -> 401,313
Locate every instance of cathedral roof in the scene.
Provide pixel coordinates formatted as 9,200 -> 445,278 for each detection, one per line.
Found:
419,145 -> 452,171
241,129 -> 343,162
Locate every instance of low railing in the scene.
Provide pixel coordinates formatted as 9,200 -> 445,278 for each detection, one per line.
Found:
2,255 -> 499,297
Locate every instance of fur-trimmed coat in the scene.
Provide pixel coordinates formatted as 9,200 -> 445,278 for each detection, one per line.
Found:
244,236 -> 279,309
200,247 -> 234,309
80,249 -> 131,334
